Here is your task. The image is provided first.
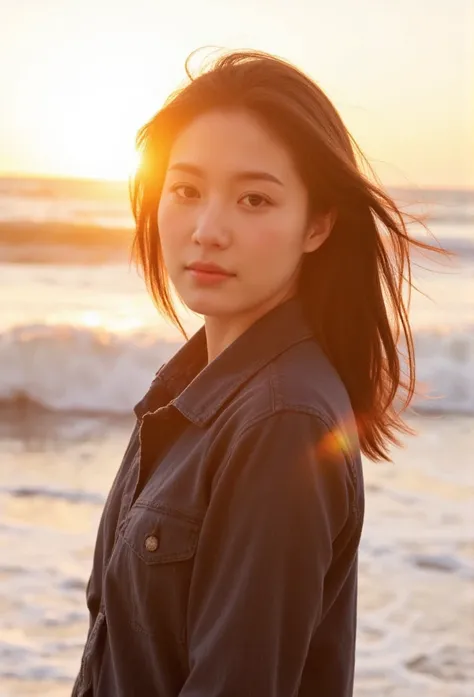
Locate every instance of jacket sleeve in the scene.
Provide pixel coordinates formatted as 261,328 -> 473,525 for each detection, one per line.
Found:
178,409 -> 356,697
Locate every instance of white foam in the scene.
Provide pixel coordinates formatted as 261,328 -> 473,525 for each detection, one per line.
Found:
0,323 -> 473,415
411,326 -> 474,414
0,324 -> 181,414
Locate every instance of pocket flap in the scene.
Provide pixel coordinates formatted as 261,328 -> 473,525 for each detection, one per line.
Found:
121,504 -> 199,565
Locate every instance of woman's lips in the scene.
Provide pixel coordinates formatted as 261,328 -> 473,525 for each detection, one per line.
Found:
186,268 -> 235,284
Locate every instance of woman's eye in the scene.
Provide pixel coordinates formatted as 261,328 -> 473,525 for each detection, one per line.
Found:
241,193 -> 271,208
171,185 -> 199,200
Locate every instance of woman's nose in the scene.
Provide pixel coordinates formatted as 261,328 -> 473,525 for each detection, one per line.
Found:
192,203 -> 230,247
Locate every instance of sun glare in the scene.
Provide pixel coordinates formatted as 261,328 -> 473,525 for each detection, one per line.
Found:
50,134 -> 142,182
81,311 -> 102,328
128,148 -> 142,179
26,67 -> 152,182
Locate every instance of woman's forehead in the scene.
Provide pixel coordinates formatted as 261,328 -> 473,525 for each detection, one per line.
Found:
167,110 -> 298,182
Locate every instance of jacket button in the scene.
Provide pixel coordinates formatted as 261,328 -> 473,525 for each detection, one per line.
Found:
145,534 -> 159,552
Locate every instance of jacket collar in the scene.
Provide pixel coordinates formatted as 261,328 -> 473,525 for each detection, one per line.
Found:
134,296 -> 314,426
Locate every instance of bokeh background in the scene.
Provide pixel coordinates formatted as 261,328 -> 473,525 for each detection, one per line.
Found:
0,1 -> 473,695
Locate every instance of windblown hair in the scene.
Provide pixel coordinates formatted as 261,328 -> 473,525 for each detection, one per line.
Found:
130,48 -> 445,462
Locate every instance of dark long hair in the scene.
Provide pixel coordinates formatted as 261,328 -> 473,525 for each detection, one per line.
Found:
130,48 -> 446,462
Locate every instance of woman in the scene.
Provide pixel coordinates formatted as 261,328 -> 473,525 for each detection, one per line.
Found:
72,49 -> 438,696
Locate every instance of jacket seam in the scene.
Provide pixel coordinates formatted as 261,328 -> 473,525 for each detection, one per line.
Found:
132,501 -> 203,526
269,360 -> 279,412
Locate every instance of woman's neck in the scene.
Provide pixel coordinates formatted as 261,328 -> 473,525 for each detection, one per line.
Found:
203,289 -> 297,364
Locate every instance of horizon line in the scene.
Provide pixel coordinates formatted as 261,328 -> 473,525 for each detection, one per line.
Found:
0,170 -> 472,193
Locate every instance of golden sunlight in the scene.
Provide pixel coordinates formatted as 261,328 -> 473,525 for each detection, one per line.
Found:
42,122 -> 142,181
21,43 -> 166,182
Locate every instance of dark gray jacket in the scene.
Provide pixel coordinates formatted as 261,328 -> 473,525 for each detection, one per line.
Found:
72,296 -> 365,697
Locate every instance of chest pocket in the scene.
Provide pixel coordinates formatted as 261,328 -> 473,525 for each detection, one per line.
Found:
118,503 -> 200,640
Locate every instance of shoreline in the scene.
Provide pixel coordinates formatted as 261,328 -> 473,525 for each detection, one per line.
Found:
1,402 -> 473,435
0,409 -> 473,696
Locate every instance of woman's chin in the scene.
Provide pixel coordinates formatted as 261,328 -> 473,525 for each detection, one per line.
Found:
180,292 -> 240,319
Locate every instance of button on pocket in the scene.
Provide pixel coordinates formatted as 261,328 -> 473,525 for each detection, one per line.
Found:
144,534 -> 159,552
122,504 -> 199,564
118,503 -> 200,638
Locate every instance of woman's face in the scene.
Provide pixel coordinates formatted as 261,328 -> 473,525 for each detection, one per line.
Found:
158,109 -> 329,322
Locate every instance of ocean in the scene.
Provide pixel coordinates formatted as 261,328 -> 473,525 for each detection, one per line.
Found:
0,177 -> 473,416
0,176 -> 473,696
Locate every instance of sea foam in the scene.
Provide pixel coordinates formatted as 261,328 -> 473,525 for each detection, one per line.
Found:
1,323 -> 473,415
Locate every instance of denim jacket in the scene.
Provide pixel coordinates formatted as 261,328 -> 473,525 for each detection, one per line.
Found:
72,296 -> 365,697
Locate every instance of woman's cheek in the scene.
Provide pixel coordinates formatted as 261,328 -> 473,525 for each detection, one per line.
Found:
159,208 -> 187,254
249,219 -> 285,257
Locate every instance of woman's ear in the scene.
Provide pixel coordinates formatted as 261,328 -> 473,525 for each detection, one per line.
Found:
303,209 -> 337,253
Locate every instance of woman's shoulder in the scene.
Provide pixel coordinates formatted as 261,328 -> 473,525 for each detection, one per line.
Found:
212,364 -> 364,525
214,336 -> 362,486
274,338 -> 353,416
231,336 -> 356,431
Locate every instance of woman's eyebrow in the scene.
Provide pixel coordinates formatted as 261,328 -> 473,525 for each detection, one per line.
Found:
168,162 -> 284,186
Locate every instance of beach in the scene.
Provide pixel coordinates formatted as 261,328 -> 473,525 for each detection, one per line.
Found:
0,409 -> 472,696
0,177 -> 473,695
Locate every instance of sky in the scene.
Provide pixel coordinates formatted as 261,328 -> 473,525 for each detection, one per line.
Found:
0,0 -> 472,188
